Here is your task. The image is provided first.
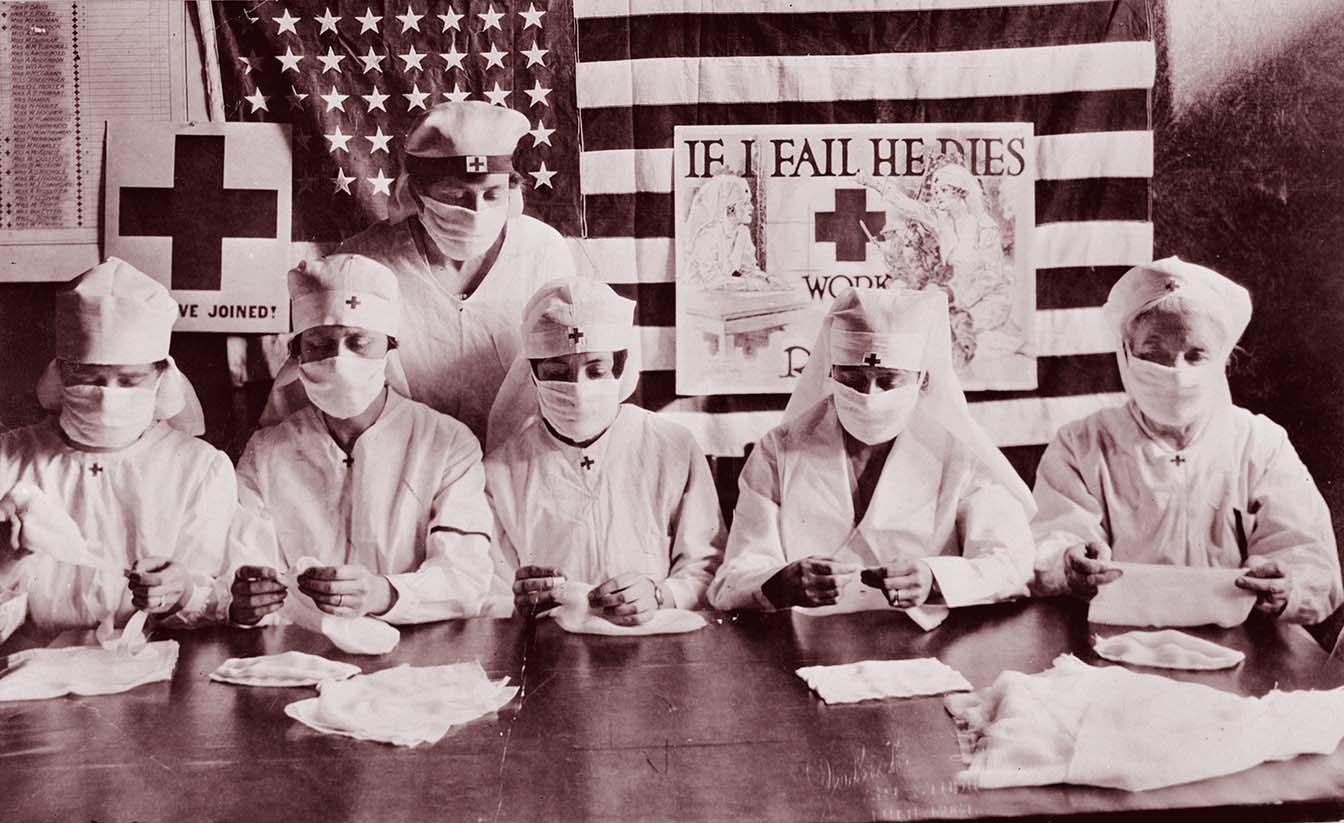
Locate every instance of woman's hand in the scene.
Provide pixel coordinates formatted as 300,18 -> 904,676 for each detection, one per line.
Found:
1237,558 -> 1291,617
127,557 -> 193,615
761,556 -> 860,608
297,564 -> 394,617
512,565 -> 565,616
861,559 -> 934,608
1063,542 -> 1122,600
229,565 -> 287,625
588,573 -> 662,627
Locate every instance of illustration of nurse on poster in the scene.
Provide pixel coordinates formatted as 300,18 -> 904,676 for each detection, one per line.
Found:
673,123 -> 1037,396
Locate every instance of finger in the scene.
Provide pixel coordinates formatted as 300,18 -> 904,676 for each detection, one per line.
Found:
859,568 -> 885,590
882,574 -> 922,589
588,590 -> 628,609
1242,562 -> 1285,579
132,556 -> 173,574
1086,570 -> 1123,587
240,580 -> 288,596
512,577 -> 560,595
1235,576 -> 1276,593
314,601 -> 360,617
803,575 -> 841,596
299,565 -> 360,582
1083,542 -> 1111,561
808,559 -> 861,577
128,570 -> 165,588
804,587 -> 840,606
605,574 -> 650,595
516,565 -> 564,580
299,578 -> 366,596
235,565 -> 279,582
239,592 -> 288,609
604,600 -> 654,618
1070,556 -> 1113,576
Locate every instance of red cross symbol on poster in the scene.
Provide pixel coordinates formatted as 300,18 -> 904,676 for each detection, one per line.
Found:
104,122 -> 292,333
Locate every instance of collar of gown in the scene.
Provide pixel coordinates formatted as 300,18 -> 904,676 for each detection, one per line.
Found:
1123,399 -> 1232,461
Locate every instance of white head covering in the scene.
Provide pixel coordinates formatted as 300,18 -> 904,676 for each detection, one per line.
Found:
35,257 -> 204,436
259,254 -> 412,426
485,277 -> 641,453
387,101 -> 529,223
785,286 -> 1034,514
1102,256 -> 1252,416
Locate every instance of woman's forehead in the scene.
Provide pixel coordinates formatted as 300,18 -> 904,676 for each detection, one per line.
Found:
1130,302 -> 1224,345
420,174 -> 509,196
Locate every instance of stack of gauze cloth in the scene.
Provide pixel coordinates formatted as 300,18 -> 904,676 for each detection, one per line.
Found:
210,651 -> 361,687
551,580 -> 707,636
0,610 -> 177,701
797,658 -> 972,704
945,654 -> 1344,791
285,662 -> 518,747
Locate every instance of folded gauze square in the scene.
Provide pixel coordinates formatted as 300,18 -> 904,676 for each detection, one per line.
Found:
210,651 -> 362,687
284,661 -> 518,747
1093,629 -> 1245,671
551,581 -> 708,636
796,658 -> 973,704
1089,562 -> 1256,628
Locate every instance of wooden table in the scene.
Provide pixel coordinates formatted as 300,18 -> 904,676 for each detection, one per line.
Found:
2,599 -> 1343,822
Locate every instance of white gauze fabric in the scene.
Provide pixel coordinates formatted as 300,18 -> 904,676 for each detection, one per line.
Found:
0,590 -> 27,645
551,580 -> 707,636
945,654 -> 1344,792
1089,562 -> 1256,627
278,557 -> 400,655
0,617 -> 177,702
797,658 -> 973,704
284,661 -> 518,747
210,651 -> 362,688
1092,629 -> 1245,671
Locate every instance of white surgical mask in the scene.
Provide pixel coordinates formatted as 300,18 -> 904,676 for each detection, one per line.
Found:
1121,346 -> 1226,428
831,379 -> 921,445
59,383 -> 159,450
535,377 -> 621,443
298,355 -> 387,419
418,196 -> 508,261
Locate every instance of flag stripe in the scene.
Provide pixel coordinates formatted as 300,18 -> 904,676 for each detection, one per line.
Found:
576,3 -> 1148,62
581,90 -> 1151,153
1036,265 -> 1129,310
568,225 -> 1152,284
579,130 -> 1153,195
576,0 -> 1129,17
575,42 -> 1156,108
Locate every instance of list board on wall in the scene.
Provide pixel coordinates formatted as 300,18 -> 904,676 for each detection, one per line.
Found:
0,0 -> 187,281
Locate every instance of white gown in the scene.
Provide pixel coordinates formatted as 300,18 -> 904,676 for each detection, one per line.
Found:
708,398 -> 1035,611
484,406 -> 726,609
236,391 -> 494,624
0,419 -> 236,636
1031,402 -> 1342,624
333,214 -> 576,444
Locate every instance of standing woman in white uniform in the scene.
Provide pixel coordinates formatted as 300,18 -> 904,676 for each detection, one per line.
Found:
264,101 -> 576,444
708,287 -> 1036,619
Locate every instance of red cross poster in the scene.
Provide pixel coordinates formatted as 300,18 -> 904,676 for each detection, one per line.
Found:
674,123 -> 1036,395
104,121 -> 291,333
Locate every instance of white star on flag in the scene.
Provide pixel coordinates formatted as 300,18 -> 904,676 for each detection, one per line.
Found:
524,80 -> 551,107
529,119 -> 554,146
481,44 -> 508,70
317,47 -> 346,73
325,126 -> 353,153
441,43 -> 466,70
315,7 -> 340,34
366,126 -> 393,154
356,7 -> 381,34
244,89 -> 269,113
321,86 -> 350,112
276,46 -> 303,73
521,42 -> 548,67
400,45 -> 427,72
332,167 -> 356,195
530,162 -> 556,188
443,83 -> 471,103
362,87 -> 390,112
358,47 -> 385,74
237,54 -> 257,75
366,169 -> 394,196
396,7 -> 423,32
484,82 -> 511,106
519,4 -> 545,29
479,4 -> 504,32
273,8 -> 299,35
286,85 -> 309,108
404,84 -> 431,110
438,8 -> 464,31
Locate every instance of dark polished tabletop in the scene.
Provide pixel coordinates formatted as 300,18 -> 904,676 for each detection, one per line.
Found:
2,598 -> 1343,823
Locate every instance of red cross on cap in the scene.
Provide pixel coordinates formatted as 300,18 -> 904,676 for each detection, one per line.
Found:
464,155 -> 487,173
1163,278 -> 1181,292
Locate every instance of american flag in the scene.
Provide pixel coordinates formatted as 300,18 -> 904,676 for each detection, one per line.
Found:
217,0 -> 1155,480
215,0 -> 580,240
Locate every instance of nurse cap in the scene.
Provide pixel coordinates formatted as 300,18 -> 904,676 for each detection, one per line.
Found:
522,277 -> 636,359
289,254 -> 400,338
827,287 -> 944,372
402,101 -> 530,181
1102,257 -> 1252,352
54,257 -> 177,364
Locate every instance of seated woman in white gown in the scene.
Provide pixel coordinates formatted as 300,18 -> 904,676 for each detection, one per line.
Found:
1031,257 -> 1342,624
708,287 -> 1036,624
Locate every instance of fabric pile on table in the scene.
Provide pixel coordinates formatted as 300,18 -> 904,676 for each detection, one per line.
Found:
1089,562 -> 1256,628
945,654 -> 1344,791
1092,629 -> 1245,670
551,581 -> 708,636
0,611 -> 176,701
796,658 -> 973,704
210,651 -> 362,687
285,661 -> 518,746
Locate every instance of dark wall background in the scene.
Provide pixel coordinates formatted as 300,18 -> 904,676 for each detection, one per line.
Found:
3,2 -> 1342,512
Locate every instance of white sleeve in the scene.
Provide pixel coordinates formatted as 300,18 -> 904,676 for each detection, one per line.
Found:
1027,430 -> 1109,597
661,438 -> 727,610
160,452 -> 238,628
708,433 -> 788,611
922,468 -> 1034,607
